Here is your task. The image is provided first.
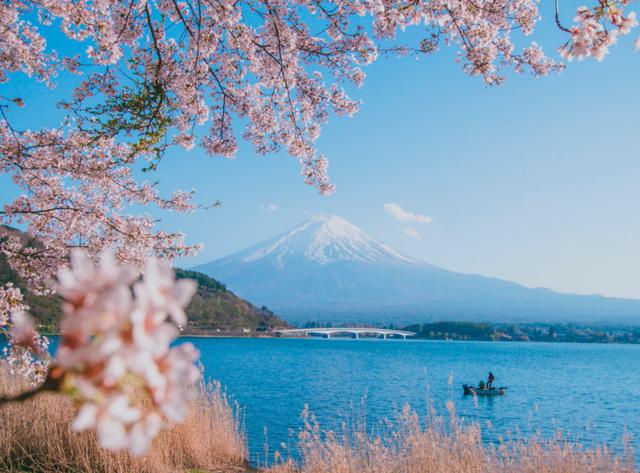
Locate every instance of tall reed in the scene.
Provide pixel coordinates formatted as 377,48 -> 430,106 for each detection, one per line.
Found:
267,403 -> 636,473
0,367 -> 248,473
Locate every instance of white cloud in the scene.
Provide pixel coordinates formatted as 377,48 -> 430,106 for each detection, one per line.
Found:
384,203 -> 432,224
260,203 -> 279,212
403,227 -> 422,240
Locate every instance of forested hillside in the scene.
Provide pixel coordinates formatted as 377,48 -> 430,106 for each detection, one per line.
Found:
1,226 -> 287,332
175,268 -> 287,331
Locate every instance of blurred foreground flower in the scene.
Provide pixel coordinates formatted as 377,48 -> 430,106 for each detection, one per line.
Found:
0,250 -> 200,455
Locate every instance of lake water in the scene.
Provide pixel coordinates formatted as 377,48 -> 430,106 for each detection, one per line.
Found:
189,337 -> 640,464
17,336 -> 639,463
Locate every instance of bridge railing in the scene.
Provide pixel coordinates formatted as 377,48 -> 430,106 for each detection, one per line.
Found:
273,328 -> 416,339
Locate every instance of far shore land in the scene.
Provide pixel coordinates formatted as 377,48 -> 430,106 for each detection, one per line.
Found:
174,321 -> 640,344
34,322 -> 640,344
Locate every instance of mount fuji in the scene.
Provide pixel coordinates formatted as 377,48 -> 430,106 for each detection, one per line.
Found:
193,215 -> 640,324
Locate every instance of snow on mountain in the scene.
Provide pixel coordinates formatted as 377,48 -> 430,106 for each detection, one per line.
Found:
241,215 -> 416,267
193,216 -> 640,324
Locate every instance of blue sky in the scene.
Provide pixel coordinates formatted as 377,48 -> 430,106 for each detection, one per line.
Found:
2,6 -> 640,299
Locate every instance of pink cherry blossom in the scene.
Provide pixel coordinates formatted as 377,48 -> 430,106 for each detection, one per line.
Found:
138,258 -> 197,327
1,0 -> 637,292
8,311 -> 39,349
0,282 -> 49,385
0,0 -> 638,455
52,250 -> 201,454
72,395 -> 143,451
559,4 -> 638,61
0,282 -> 26,326
2,250 -> 201,454
129,413 -> 163,455
2,339 -> 49,386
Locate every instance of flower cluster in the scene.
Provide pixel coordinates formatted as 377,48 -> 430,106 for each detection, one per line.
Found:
1,0 -> 639,308
0,283 -> 49,384
0,1 -> 56,86
0,127 -> 201,294
0,282 -> 25,326
4,313 -> 50,385
2,251 -> 200,455
560,4 -> 638,61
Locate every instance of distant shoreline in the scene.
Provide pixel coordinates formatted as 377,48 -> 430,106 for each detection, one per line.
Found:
177,333 -> 640,345
33,322 -> 640,345
181,320 -> 640,344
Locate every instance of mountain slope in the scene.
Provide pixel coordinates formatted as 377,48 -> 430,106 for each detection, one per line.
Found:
194,215 -> 640,324
0,226 -> 287,331
174,268 -> 287,330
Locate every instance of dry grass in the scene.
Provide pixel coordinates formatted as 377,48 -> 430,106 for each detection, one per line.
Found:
267,404 -> 637,473
0,368 -> 249,473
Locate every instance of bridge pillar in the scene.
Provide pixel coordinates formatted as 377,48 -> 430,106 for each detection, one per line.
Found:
382,333 -> 386,340
326,333 -> 331,339
355,332 -> 359,339
402,335 -> 407,340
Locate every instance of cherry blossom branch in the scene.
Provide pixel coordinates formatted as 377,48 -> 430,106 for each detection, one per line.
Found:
0,251 -> 201,454
144,4 -> 164,81
1,0 -> 638,300
555,0 -> 573,33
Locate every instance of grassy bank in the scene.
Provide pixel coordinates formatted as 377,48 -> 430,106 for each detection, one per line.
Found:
0,369 -> 635,473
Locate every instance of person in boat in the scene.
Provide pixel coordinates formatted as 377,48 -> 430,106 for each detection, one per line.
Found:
486,372 -> 495,389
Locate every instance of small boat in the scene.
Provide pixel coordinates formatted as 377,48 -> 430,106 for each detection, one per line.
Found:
462,384 -> 507,396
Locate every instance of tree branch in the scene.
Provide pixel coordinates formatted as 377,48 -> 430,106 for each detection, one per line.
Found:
555,0 -> 573,33
145,4 -> 164,80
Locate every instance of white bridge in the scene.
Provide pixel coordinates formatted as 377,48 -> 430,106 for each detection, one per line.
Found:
274,327 -> 416,339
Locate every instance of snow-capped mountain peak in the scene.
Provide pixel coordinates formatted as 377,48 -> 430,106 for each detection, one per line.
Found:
193,215 -> 640,325
242,215 -> 417,266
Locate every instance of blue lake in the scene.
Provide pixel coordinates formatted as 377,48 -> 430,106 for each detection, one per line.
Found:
188,337 -> 640,464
